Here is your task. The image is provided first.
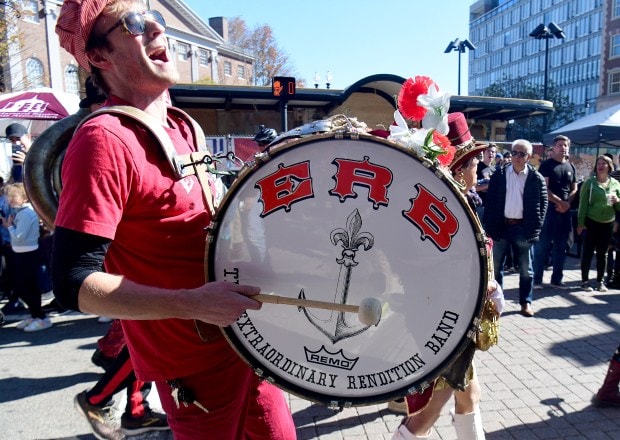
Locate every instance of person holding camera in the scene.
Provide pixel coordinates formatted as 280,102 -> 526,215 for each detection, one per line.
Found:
5,123 -> 31,183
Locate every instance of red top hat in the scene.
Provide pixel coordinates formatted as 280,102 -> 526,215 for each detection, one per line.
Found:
447,112 -> 487,171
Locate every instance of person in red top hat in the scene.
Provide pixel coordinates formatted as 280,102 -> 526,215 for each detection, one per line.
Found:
382,77 -> 504,439
52,1 -> 295,439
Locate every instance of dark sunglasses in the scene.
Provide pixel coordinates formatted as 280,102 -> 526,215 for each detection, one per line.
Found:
101,10 -> 166,40
511,150 -> 528,158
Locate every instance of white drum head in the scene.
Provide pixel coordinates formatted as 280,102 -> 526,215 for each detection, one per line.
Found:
206,133 -> 487,407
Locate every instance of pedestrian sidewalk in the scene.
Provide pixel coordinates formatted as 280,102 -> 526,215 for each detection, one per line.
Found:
1,253 -> 619,439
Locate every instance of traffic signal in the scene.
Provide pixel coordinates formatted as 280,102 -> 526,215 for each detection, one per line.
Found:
272,76 -> 296,98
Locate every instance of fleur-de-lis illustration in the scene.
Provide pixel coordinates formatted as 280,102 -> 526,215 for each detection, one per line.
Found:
300,209 -> 375,343
330,209 -> 374,303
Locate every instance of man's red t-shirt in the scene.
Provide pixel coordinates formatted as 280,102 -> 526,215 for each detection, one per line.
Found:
55,101 -> 218,380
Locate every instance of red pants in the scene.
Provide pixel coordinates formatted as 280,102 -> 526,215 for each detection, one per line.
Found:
87,345 -> 150,419
97,319 -> 125,358
155,338 -> 296,439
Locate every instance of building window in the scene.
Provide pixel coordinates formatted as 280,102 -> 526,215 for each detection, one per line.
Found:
177,42 -> 189,62
224,61 -> 232,76
237,65 -> 245,79
65,65 -> 79,96
612,34 -> 620,58
26,58 -> 44,87
609,71 -> 620,94
615,0 -> 620,18
199,49 -> 210,66
21,0 -> 39,23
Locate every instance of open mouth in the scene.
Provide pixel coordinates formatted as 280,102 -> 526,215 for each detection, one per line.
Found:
148,47 -> 168,63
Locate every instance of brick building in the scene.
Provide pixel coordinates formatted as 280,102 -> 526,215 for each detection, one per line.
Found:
1,0 -> 254,95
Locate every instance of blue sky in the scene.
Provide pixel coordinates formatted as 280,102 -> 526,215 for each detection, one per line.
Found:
183,0 -> 471,94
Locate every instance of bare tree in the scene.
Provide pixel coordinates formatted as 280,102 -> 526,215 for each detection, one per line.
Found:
0,4 -> 28,92
227,17 -> 304,87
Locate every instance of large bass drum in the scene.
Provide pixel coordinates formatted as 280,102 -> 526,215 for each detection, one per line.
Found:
205,132 -> 488,408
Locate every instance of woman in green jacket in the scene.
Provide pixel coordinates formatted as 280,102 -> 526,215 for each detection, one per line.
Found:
577,155 -> 620,292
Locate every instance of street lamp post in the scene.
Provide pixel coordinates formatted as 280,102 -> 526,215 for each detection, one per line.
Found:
585,93 -> 597,109
313,71 -> 332,89
530,22 -> 565,135
444,38 -> 476,95
529,22 -> 565,100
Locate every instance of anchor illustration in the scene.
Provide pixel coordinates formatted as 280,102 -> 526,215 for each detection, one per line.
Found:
300,209 -> 375,343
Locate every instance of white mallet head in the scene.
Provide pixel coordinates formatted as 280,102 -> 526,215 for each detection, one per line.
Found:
358,297 -> 382,326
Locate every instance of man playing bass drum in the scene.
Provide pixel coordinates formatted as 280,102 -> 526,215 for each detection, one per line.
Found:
52,0 -> 296,438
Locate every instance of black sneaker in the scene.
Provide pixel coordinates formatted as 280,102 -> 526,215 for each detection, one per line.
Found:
1,300 -> 26,315
74,391 -> 122,440
121,409 -> 169,435
91,348 -> 116,372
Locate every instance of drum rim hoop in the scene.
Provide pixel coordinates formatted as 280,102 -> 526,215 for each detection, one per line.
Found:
205,132 -> 489,406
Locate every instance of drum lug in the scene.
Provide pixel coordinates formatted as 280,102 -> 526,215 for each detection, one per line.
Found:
205,221 -> 218,241
468,320 -> 481,341
254,151 -> 269,164
408,380 -> 432,396
253,368 -> 277,384
469,330 -> 478,343
327,401 -> 351,411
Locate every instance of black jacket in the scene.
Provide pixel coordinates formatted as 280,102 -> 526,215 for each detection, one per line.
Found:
482,163 -> 548,242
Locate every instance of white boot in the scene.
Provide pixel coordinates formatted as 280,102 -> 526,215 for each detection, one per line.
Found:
391,422 -> 432,440
453,407 -> 485,440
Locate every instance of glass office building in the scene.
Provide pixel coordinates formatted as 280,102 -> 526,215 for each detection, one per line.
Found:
469,0 -> 602,114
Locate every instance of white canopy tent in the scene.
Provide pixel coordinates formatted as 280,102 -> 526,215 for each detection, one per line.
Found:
543,103 -> 620,147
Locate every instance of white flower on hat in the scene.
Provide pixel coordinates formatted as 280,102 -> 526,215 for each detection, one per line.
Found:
417,85 -> 451,135
388,76 -> 455,166
388,109 -> 426,158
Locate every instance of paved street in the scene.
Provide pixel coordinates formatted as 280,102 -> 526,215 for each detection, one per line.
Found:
2,254 -> 620,439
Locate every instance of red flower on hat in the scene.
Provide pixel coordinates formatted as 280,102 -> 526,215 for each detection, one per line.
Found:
389,75 -> 454,167
433,132 -> 455,166
397,76 -> 436,121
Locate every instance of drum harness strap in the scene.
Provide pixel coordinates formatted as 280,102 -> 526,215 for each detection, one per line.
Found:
76,105 -> 217,216
76,106 -> 224,411
77,107 -> 224,343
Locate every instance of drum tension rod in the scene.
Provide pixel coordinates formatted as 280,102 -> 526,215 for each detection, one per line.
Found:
179,151 -> 242,176
179,155 -> 216,169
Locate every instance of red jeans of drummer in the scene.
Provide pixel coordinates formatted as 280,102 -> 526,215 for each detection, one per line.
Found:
155,339 -> 296,439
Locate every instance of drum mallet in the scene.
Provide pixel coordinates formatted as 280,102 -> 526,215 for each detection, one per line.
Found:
254,294 -> 382,326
